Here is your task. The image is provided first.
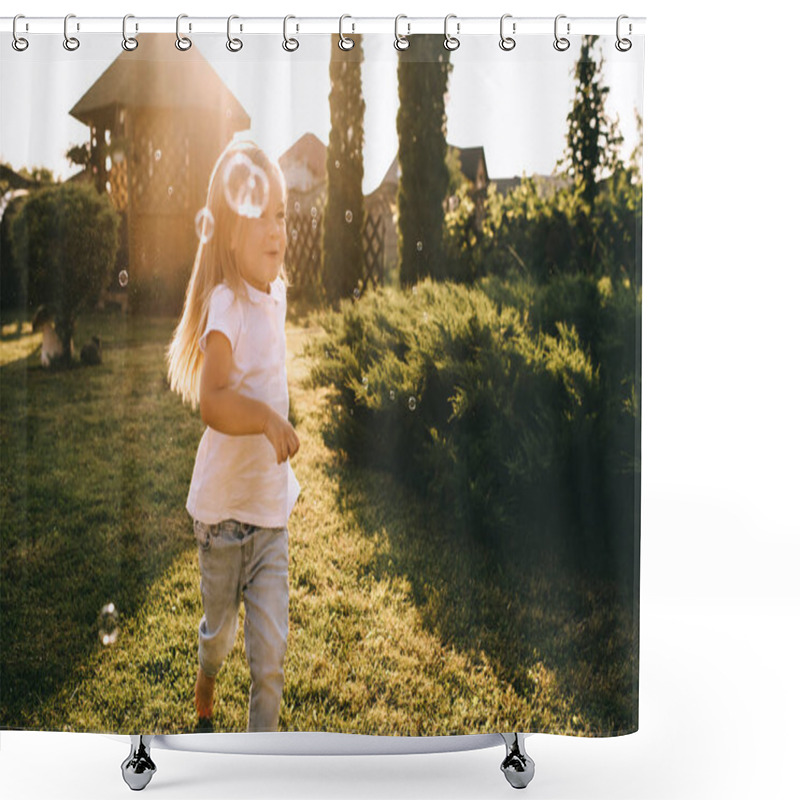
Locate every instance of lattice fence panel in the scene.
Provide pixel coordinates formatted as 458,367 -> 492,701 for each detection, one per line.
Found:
285,208 -> 385,295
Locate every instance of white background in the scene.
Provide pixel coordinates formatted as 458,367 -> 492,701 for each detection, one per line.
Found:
2,1 -> 799,799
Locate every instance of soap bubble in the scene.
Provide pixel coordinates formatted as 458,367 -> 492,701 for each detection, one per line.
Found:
167,186 -> 174,197
292,229 -> 298,242
294,201 -> 301,213
194,208 -> 215,243
223,153 -> 270,219
311,219 -> 318,232
98,602 -> 119,646
118,270 -> 129,288
335,160 -> 340,169
416,241 -> 423,252
345,210 -> 353,224
353,288 -> 360,300
408,396 -> 417,411
154,149 -> 162,161
389,389 -> 396,401
362,376 -> 369,388
311,207 -> 317,218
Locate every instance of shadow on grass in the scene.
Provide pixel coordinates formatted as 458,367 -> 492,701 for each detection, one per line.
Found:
0,314 -> 203,730
326,455 -> 639,735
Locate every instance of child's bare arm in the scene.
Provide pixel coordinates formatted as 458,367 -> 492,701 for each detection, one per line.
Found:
199,330 -> 300,462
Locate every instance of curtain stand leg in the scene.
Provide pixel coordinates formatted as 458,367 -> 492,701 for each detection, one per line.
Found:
121,735 -> 156,791
500,733 -> 535,789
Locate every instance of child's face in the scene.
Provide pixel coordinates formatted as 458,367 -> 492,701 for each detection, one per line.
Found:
231,180 -> 287,291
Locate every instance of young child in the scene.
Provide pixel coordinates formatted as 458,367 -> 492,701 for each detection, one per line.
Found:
167,139 -> 300,732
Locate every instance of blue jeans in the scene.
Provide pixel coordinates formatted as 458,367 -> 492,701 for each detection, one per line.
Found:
193,518 -> 289,732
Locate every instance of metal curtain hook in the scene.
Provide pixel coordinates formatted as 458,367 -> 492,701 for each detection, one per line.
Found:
227,15 -> 243,51
444,13 -> 460,51
499,14 -> 516,51
394,14 -> 410,51
12,14 -> 29,51
63,14 -> 80,51
122,14 -> 138,51
554,14 -> 570,51
339,14 -> 355,50
615,14 -> 632,51
176,13 -> 192,51
283,15 -> 299,51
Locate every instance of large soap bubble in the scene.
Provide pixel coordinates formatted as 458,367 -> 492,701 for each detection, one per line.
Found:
223,153 -> 270,219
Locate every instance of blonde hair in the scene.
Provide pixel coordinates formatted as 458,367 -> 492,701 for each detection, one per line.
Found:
167,139 -> 289,408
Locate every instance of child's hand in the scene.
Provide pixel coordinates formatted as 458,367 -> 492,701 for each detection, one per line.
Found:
263,410 -> 300,464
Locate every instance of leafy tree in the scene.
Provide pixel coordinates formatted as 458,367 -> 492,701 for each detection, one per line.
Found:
10,182 -> 119,363
66,143 -> 91,169
560,35 -> 623,206
18,166 -> 55,187
322,34 -> 366,304
396,36 -> 452,285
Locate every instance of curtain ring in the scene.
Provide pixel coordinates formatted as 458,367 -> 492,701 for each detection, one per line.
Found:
226,15 -> 243,51
63,14 -> 80,51
282,15 -> 299,52
12,15 -> 29,52
499,14 -> 515,51
122,14 -> 138,51
553,14 -> 570,51
176,13 -> 192,51
394,14 -> 410,51
444,14 -> 460,51
615,15 -> 632,51
339,14 -> 355,51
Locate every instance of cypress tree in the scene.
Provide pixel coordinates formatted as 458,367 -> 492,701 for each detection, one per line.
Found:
396,35 -> 452,286
562,35 -> 623,207
322,34 -> 366,304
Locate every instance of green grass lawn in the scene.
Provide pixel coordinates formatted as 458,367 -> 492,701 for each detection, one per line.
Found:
0,308 -> 637,736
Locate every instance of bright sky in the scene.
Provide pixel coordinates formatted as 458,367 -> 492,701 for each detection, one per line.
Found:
0,32 -> 643,194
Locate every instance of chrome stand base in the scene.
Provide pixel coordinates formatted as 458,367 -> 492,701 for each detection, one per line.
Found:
500,733 -> 535,789
118,732 -> 532,790
121,735 -> 156,791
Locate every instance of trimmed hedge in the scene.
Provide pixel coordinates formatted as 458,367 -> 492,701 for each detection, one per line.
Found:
310,275 -> 640,574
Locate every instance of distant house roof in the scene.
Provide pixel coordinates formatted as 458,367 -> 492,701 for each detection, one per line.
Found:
65,169 -> 92,185
491,173 -> 571,197
279,133 -> 327,194
492,177 -> 522,196
0,163 -> 34,191
374,145 -> 490,193
453,146 -> 488,186
68,33 -> 249,130
378,155 -> 400,189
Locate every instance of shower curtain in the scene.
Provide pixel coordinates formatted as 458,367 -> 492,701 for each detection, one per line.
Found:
0,19 -> 643,739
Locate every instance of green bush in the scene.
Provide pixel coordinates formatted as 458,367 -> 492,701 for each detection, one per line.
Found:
9,183 -> 119,357
310,277 -> 638,572
481,270 -> 641,476
444,169 -> 641,284
0,193 -> 28,314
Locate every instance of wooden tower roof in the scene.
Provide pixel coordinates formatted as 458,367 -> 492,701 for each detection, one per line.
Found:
69,33 -> 249,130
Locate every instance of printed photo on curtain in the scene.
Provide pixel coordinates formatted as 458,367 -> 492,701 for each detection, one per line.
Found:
0,25 -> 643,739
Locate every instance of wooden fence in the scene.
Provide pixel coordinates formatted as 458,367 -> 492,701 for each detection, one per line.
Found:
285,209 -> 386,294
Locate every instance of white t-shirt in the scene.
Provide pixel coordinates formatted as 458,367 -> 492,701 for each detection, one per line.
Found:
186,276 -> 301,528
